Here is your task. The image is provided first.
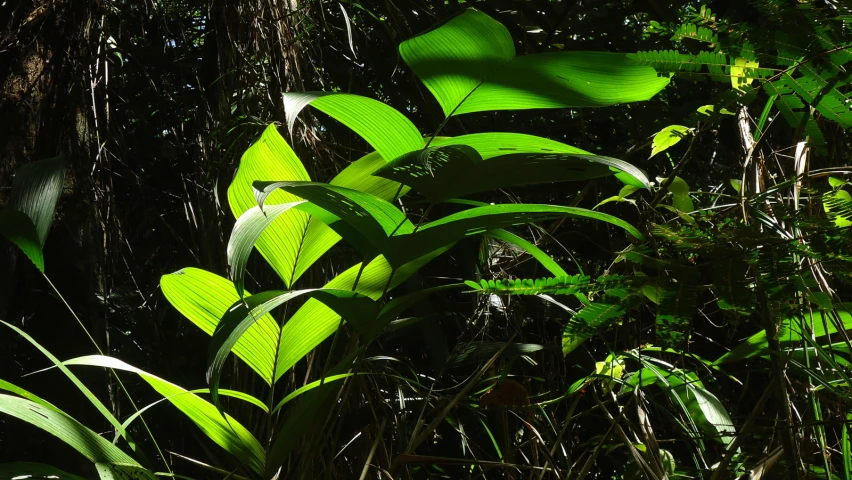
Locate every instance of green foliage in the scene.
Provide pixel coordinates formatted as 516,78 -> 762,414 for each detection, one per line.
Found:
400,9 -> 671,116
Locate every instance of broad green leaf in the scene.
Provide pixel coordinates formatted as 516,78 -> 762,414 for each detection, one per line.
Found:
376,145 -> 650,203
1,321 -> 129,444
731,57 -> 759,90
160,268 -> 278,383
413,204 -> 644,266
227,124 -> 312,288
628,366 -> 735,445
400,9 -> 670,116
0,156 -> 65,272
207,288 -> 377,406
7,155 -> 64,245
256,181 -> 415,263
228,202 -> 305,298
431,132 -> 587,159
0,394 -> 139,466
64,355 -> 266,474
650,125 -> 690,158
273,250 -> 447,381
283,92 -> 424,163
0,209 -> 44,271
0,463 -> 87,480
715,309 -> 852,364
828,177 -> 848,188
486,229 -> 568,277
730,178 -> 742,193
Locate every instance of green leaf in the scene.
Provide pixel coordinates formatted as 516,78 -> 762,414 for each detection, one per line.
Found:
828,177 -> 848,188
628,365 -> 735,446
731,57 -> 760,90
207,288 -> 377,407
273,250 -> 447,381
715,309 -> 852,364
64,355 -> 266,474
0,156 -> 65,271
1,321 -> 130,445
563,303 -> 624,354
594,185 -> 640,209
227,127 -> 409,290
283,92 -> 424,163
255,181 -> 415,263
651,125 -> 690,158
161,268 -> 278,383
0,210 -> 44,272
0,463 -> 88,480
0,394 -> 139,466
226,124 -> 313,288
376,144 -> 650,203
227,202 -> 305,298
271,373 -> 354,413
697,105 -> 735,116
401,9 -> 670,116
730,179 -> 742,193
486,229 -> 568,277
7,155 -> 65,245
95,463 -> 158,480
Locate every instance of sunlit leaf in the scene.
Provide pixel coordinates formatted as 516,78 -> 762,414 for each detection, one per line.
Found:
400,9 -> 670,116
64,355 -> 266,474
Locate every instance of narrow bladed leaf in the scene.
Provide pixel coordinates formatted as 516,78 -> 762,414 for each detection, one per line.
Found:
64,355 -> 266,474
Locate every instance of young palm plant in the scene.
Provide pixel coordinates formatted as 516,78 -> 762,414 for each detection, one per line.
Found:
0,8 -> 666,479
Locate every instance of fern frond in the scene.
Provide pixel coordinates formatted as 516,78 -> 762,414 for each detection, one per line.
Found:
562,303 -> 625,355
464,275 -> 589,295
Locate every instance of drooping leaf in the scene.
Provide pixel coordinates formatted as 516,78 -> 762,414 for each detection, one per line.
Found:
715,309 -> 852,364
400,9 -> 670,116
283,92 -> 424,163
650,125 -> 690,158
627,365 -> 735,445
271,373 -> 354,413
255,181 -> 415,263
486,228 -> 568,277
375,144 -> 650,203
63,355 -> 266,474
0,210 -> 44,272
207,288 -> 377,406
160,268 -> 278,383
227,202 -> 305,298
226,124 -> 313,288
1,321 -> 130,444
447,342 -> 545,368
0,156 -> 65,271
0,394 -> 140,466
